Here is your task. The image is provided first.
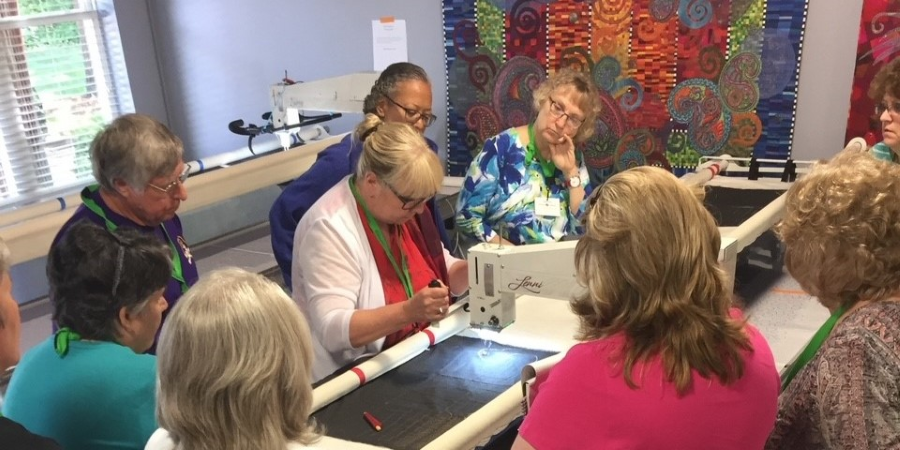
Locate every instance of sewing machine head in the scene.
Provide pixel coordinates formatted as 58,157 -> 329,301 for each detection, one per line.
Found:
465,234 -> 741,332
466,241 -> 579,332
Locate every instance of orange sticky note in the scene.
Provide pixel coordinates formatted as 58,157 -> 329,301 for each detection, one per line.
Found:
380,16 -> 395,23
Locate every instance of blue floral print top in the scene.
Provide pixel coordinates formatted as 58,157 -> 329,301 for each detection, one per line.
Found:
455,127 -> 591,245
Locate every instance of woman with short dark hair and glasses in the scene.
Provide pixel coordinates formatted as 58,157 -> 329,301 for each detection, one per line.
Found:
456,68 -> 601,245
869,58 -> 900,162
293,114 -> 468,382
3,221 -> 170,450
51,113 -> 198,352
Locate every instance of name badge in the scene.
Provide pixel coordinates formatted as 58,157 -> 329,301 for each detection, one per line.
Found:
534,197 -> 561,217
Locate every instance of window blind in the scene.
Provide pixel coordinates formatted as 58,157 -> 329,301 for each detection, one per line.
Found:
0,0 -> 133,209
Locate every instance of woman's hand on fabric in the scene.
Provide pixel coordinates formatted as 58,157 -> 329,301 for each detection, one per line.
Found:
548,132 -> 577,175
404,284 -> 451,322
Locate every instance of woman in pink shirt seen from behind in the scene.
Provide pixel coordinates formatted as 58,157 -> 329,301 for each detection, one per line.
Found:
512,166 -> 780,450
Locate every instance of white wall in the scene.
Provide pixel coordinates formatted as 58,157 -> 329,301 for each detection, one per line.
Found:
139,0 -> 447,161
113,0 -> 169,124
792,0 -> 865,160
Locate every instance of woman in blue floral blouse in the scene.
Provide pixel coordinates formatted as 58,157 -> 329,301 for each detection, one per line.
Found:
456,69 -> 600,245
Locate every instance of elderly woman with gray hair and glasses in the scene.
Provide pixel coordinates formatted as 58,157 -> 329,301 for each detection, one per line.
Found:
51,113 -> 198,353
3,221 -> 171,450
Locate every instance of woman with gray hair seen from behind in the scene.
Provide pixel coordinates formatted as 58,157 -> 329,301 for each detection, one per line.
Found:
293,114 -> 468,382
51,113 -> 198,352
0,237 -> 62,449
766,151 -> 900,449
3,221 -> 170,450
269,61 -> 451,290
147,268 -> 352,450
512,166 -> 779,450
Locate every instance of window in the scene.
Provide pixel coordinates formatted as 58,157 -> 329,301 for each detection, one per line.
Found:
0,0 -> 132,209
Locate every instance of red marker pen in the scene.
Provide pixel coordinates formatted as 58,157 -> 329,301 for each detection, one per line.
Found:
363,411 -> 382,432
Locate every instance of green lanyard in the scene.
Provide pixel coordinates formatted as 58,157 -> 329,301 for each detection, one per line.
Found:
526,124 -> 557,178
54,327 -> 81,356
349,177 -> 414,299
80,185 -> 189,294
780,303 -> 849,391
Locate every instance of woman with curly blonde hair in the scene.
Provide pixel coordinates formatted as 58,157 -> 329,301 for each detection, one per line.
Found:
512,166 -> 779,450
766,151 -> 900,449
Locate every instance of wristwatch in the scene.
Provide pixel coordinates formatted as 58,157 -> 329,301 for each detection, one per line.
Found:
566,175 -> 582,188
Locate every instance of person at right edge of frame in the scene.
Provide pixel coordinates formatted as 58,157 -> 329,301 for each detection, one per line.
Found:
766,150 -> 900,449
867,57 -> 900,163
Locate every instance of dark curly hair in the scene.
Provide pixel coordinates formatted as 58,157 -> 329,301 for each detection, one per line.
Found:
362,62 -> 430,115
48,221 -> 171,341
868,57 -> 900,102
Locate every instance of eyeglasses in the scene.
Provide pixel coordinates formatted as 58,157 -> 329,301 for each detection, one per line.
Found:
547,96 -> 584,131
147,163 -> 191,196
875,100 -> 900,117
382,180 -> 427,211
384,95 -> 437,127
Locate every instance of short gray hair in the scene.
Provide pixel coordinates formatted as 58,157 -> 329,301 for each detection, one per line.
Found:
156,268 -> 320,450
91,114 -> 184,191
363,62 -> 430,115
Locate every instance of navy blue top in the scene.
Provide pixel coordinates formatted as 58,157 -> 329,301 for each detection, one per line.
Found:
269,134 -> 451,288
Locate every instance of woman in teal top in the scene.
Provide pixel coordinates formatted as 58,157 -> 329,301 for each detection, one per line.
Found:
456,69 -> 601,245
2,221 -> 171,450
